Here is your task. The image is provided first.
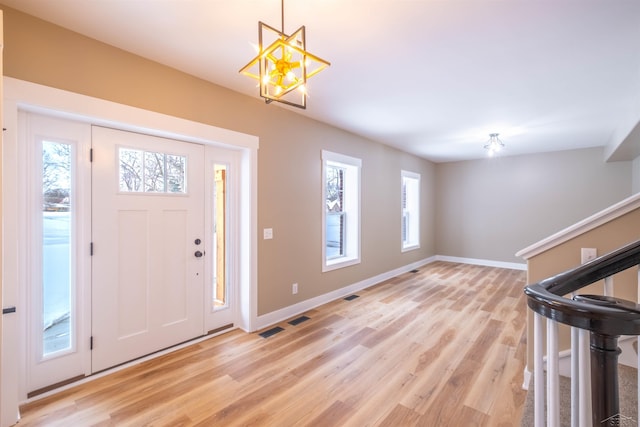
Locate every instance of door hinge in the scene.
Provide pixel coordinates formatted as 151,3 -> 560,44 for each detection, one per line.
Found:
90,148 -> 93,162
90,242 -> 94,256
90,336 -> 94,350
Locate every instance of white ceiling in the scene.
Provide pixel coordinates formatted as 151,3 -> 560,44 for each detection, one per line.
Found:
4,0 -> 640,162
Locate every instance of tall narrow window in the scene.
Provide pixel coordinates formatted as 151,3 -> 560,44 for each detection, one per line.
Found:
42,140 -> 73,356
322,150 -> 361,271
401,170 -> 420,251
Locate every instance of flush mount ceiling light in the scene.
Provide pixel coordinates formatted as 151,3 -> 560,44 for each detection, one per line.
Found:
239,0 -> 330,109
484,133 -> 505,157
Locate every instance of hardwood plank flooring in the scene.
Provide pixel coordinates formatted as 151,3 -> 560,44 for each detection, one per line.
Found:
18,261 -> 528,426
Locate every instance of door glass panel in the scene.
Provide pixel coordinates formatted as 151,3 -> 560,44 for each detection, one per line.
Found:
144,151 -> 165,192
119,148 -> 143,191
213,164 -> 227,310
42,140 -> 73,356
119,147 -> 187,193
167,154 -> 186,193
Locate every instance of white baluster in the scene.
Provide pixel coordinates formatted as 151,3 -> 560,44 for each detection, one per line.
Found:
579,328 -> 592,427
571,327 -> 579,427
604,276 -> 614,297
548,319 -> 560,427
534,312 -> 545,427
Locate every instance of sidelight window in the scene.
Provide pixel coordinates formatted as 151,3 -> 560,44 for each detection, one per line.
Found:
41,140 -> 74,356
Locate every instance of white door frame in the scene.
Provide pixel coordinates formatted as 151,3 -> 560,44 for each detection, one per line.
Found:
1,77 -> 258,423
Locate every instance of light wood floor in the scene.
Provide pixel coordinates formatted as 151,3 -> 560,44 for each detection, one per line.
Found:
18,261 -> 528,426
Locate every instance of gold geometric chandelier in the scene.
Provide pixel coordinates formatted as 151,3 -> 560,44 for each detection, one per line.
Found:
239,0 -> 330,109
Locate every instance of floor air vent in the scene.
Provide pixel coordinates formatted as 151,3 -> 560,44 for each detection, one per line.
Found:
259,326 -> 284,338
288,316 -> 310,326
344,294 -> 360,301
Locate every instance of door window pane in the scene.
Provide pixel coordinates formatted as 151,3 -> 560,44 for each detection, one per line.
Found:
119,148 -> 187,194
144,151 -> 165,192
42,141 -> 73,356
119,148 -> 143,191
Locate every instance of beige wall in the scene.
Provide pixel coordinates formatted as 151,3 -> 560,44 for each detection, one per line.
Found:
435,148 -> 632,264
1,6 -> 436,316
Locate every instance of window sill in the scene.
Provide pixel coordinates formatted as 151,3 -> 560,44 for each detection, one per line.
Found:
401,244 -> 420,253
323,256 -> 360,272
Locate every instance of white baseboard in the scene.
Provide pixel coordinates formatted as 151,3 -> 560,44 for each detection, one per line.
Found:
253,256 -> 437,331
435,255 -> 526,271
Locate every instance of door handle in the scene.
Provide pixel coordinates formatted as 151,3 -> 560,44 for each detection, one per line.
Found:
194,251 -> 203,258
2,306 -> 16,315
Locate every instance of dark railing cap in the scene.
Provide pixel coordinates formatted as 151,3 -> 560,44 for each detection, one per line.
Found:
524,239 -> 640,336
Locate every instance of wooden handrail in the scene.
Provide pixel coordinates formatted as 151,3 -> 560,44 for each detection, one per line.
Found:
524,239 -> 640,336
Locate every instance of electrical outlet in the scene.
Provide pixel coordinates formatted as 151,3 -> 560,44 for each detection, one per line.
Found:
581,248 -> 597,264
292,283 -> 298,294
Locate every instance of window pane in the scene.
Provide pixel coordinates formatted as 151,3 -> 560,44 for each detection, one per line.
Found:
167,154 -> 186,193
326,165 -> 346,259
401,172 -> 420,250
42,141 -> 72,356
325,166 -> 344,213
144,151 -> 166,192
326,212 -> 345,258
119,148 -> 143,192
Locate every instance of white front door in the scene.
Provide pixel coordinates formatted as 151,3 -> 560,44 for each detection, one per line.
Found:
91,126 -> 205,372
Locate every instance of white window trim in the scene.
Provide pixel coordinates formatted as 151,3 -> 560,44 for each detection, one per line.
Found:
322,150 -> 361,272
401,170 -> 421,252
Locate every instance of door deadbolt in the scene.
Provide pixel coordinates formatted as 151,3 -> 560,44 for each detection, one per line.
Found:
194,238 -> 201,245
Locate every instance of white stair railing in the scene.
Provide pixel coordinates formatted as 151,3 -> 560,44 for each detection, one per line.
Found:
533,316 -> 592,427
